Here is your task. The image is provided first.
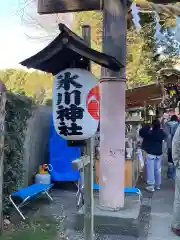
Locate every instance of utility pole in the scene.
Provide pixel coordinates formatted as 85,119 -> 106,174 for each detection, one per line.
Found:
99,0 -> 127,209
82,25 -> 94,240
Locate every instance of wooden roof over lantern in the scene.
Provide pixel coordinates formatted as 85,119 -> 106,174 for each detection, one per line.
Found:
20,23 -> 122,75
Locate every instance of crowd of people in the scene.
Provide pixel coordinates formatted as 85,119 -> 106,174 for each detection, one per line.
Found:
139,114 -> 180,236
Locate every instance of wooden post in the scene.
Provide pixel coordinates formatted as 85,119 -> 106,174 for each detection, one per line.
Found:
82,25 -> 94,240
82,25 -> 91,72
99,0 -> 127,209
0,82 -> 7,233
83,139 -> 94,240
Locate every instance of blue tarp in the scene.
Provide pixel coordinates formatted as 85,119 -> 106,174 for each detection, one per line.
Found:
49,117 -> 80,182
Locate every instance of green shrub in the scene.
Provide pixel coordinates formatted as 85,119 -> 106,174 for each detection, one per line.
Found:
3,92 -> 33,213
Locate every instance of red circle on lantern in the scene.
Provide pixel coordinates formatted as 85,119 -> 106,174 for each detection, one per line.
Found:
86,85 -> 100,120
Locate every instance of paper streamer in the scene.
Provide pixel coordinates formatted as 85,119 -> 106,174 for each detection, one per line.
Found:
131,3 -> 141,32
175,16 -> 180,43
173,16 -> 180,53
154,12 -> 163,40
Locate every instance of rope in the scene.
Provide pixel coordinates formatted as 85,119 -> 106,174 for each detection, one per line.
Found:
150,3 -> 180,16
139,3 -> 180,16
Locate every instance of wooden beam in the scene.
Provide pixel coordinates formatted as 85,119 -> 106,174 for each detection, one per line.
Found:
38,0 -> 102,14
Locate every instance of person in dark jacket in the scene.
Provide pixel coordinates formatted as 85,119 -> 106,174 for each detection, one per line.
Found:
139,119 -> 166,192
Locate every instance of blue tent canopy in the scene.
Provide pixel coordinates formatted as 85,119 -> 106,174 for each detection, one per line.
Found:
49,116 -> 80,182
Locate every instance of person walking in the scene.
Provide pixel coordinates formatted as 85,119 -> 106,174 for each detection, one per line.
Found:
164,115 -> 179,179
172,124 -> 180,236
139,119 -> 166,192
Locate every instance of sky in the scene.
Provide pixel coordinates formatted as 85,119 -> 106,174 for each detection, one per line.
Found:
0,0 -> 73,70
1,1 -> 180,70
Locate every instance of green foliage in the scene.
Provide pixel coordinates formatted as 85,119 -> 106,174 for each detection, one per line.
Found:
3,92 -> 33,212
73,11 -> 103,78
127,12 -> 178,87
1,216 -> 58,240
72,11 -> 154,85
73,11 -> 102,51
126,28 -> 154,88
0,69 -> 53,104
0,69 -> 53,212
73,11 -> 177,88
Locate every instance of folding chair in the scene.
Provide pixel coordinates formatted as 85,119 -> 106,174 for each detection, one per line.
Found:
9,183 -> 53,220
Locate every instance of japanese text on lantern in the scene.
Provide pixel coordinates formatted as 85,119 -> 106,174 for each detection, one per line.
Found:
56,71 -> 84,136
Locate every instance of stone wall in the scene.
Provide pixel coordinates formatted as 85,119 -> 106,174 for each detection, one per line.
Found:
24,105 -> 52,185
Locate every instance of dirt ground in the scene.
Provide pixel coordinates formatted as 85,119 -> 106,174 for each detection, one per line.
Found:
1,216 -> 61,240
1,182 -> 154,240
1,186 -> 71,240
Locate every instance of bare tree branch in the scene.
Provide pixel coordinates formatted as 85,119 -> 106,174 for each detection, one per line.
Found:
17,0 -> 73,42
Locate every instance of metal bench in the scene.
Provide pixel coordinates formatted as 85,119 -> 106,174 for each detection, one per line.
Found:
73,157 -> 142,209
93,183 -> 142,200
9,183 -> 53,220
76,182 -> 142,209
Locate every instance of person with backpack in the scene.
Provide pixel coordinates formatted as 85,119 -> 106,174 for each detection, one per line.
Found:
139,119 -> 166,192
164,115 -> 179,179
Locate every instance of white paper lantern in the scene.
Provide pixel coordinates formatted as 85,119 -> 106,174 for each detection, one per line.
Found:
52,68 -> 100,140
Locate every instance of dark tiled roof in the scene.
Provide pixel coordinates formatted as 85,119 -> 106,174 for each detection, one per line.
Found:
126,73 -> 180,107
20,23 -> 123,75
